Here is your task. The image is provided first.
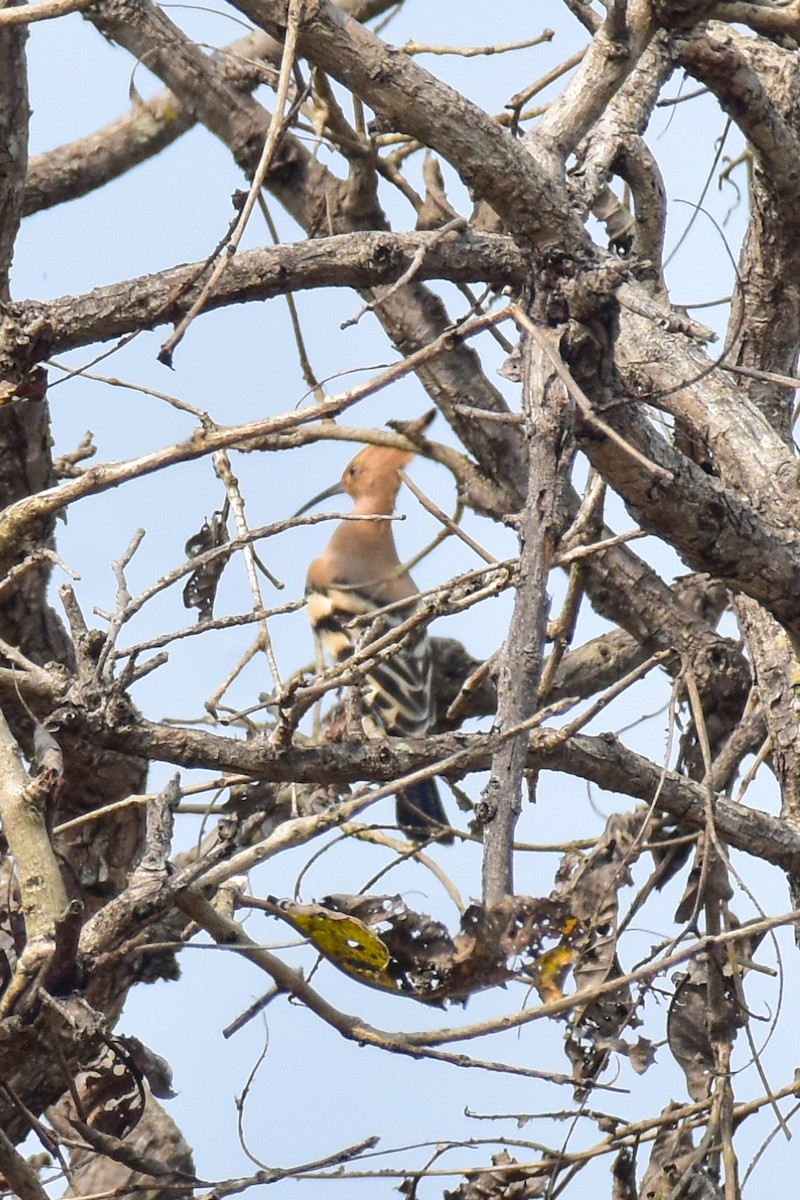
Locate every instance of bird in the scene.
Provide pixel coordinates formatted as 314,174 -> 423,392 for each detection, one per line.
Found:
297,435 -> 452,843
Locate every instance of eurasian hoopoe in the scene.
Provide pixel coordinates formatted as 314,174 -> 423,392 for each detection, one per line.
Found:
298,439 -> 452,842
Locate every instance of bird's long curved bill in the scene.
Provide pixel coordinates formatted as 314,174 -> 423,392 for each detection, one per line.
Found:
293,479 -> 345,518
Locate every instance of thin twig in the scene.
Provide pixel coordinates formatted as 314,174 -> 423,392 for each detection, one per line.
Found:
402,31 -> 554,57
94,529 -> 146,679
213,449 -> 283,694
506,49 -> 585,113
158,0 -> 307,362
399,469 -> 497,564
0,308 -> 514,556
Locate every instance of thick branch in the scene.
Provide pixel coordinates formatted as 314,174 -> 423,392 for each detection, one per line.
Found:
74,712 -> 800,874
533,0 -> 655,156
615,285 -> 798,509
678,23 -> 800,193
572,34 -> 673,278
0,17 -> 28,299
481,336 -> 571,904
0,706 -> 69,1012
0,709 -> 67,942
12,231 -> 525,362
0,1128 -> 50,1200
577,354 -> 800,650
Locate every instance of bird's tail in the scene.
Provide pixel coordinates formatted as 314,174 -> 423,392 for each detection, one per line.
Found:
396,779 -> 453,843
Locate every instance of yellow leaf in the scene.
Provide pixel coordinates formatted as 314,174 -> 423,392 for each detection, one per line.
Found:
274,900 -> 396,988
534,942 -> 578,1003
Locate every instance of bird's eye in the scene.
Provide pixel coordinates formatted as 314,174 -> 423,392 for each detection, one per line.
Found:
348,465 -> 358,477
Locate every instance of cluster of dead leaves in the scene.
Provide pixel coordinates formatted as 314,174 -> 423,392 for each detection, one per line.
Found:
265,803 -> 764,1114
444,1148 -> 550,1200
552,811 -> 652,1093
268,892 -> 581,1007
54,1033 -> 176,1142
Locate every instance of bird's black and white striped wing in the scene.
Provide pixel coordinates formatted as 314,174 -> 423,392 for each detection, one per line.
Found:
306,580 -> 450,841
305,583 -> 432,737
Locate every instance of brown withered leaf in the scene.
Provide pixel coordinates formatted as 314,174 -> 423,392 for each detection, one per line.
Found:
667,957 -> 742,1102
182,507 -> 231,621
75,1049 -> 145,1139
444,1149 -> 550,1200
553,811 -> 643,980
673,833 -> 733,924
552,811 -> 646,1091
115,1034 -> 176,1099
611,1148 -> 637,1200
450,898 -> 580,1005
583,1033 -> 657,1078
668,963 -> 715,1101
639,1108 -> 722,1200
623,1035 -> 657,1075
269,894 -> 581,1006
562,955 -> 634,1095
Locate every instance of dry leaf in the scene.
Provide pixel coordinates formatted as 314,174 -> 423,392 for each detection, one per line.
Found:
668,968 -> 714,1100
183,509 -> 231,621
611,1147 -> 637,1200
639,1109 -> 722,1200
444,1149 -> 550,1200
116,1034 -> 176,1099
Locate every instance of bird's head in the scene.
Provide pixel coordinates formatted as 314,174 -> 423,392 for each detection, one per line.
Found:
294,411 -> 435,519
295,444 -> 415,517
